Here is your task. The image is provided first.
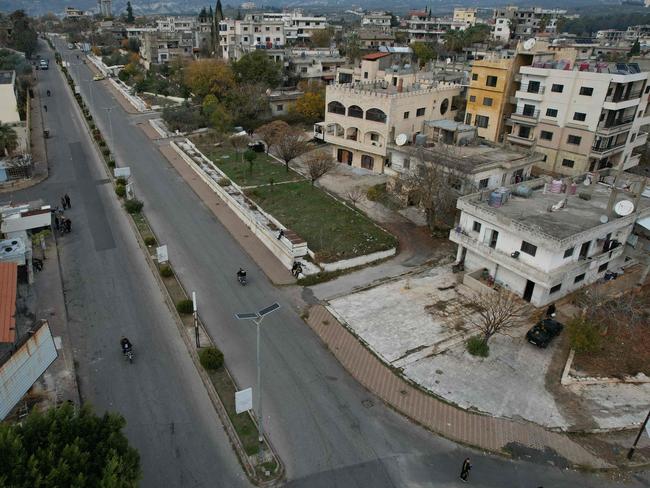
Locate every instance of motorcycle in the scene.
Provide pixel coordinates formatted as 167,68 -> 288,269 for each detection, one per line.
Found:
237,272 -> 247,286
123,345 -> 134,363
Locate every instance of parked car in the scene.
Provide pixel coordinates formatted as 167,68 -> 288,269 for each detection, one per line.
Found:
526,318 -> 564,348
248,141 -> 265,152
39,60 -> 49,70
93,74 -> 106,81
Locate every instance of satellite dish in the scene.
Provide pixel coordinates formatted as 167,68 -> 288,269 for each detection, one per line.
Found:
395,133 -> 408,146
523,38 -> 536,50
446,57 -> 452,64
599,215 -> 609,224
614,200 -> 635,216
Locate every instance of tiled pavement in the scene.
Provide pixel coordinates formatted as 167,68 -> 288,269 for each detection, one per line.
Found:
306,304 -> 612,469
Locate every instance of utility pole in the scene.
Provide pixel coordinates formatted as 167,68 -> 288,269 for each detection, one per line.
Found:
628,408 -> 650,460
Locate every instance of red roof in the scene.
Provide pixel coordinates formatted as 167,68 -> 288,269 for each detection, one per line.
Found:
0,262 -> 17,343
362,52 -> 391,61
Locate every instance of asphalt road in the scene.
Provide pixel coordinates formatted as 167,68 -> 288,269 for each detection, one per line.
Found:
49,37 -> 650,488
12,41 -> 249,488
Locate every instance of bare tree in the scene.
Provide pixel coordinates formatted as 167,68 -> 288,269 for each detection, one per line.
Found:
467,289 -> 528,344
347,186 -> 364,207
229,134 -> 250,164
274,127 -> 311,173
256,120 -> 290,154
305,149 -> 334,186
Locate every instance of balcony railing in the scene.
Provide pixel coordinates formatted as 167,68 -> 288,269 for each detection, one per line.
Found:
519,83 -> 545,95
605,88 -> 643,103
591,139 -> 627,154
510,109 -> 540,121
507,133 -> 536,146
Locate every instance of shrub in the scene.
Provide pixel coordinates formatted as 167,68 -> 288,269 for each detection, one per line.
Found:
198,346 -> 224,371
116,176 -> 127,186
98,140 -> 106,147
159,265 -> 173,278
567,317 -> 601,353
101,148 -> 110,156
124,199 -> 144,214
217,177 -> 231,187
144,236 -> 156,246
90,123 -> 96,130
114,184 -> 126,197
466,336 -> 489,357
176,299 -> 193,314
366,184 -> 384,202
107,159 -> 116,168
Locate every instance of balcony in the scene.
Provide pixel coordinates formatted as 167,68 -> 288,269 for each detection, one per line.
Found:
591,139 -> 627,157
633,131 -> 648,147
605,88 -> 643,103
507,133 -> 536,146
323,133 -> 387,156
596,115 -> 634,136
515,83 -> 545,101
509,109 -> 540,123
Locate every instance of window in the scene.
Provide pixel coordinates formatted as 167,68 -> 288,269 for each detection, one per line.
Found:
465,113 -> 472,124
440,99 -> 449,115
521,241 -> 537,256
527,80 -> 540,93
301,67 -> 308,73
403,111 -> 410,119
276,104 -> 283,111
546,108 -> 558,117
473,221 -> 482,232
416,107 -> 425,117
483,97 -> 493,106
327,101 -> 345,115
540,130 -> 553,141
562,159 -> 575,168
475,115 -> 489,128
522,104 -> 536,116
579,86 -> 594,96
567,135 -> 582,145
472,73 -> 478,81
478,178 -> 489,189
403,158 -> 410,169
573,112 -> 586,122
551,83 -> 564,93
550,283 -> 562,294
486,75 -> 498,87
631,133 -> 637,142
348,105 -> 363,118
363,72 -> 368,79
563,247 -> 574,258
366,108 -> 387,123
574,273 -> 585,283
598,262 -> 608,272
469,95 -> 476,102
361,154 -> 374,170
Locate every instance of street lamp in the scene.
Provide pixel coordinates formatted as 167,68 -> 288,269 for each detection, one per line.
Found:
628,408 -> 650,460
104,106 -> 115,147
235,302 -> 280,461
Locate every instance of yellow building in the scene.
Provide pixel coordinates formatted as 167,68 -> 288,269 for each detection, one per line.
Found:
453,8 -> 477,27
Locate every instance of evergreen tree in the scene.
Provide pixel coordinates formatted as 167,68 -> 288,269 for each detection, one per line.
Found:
630,38 -> 641,57
215,0 -> 224,22
126,1 -> 134,23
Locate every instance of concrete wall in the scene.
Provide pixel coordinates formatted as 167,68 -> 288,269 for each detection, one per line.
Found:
321,247 -> 396,272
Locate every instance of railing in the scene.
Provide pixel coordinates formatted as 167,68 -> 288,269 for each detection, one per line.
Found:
507,133 -> 536,146
598,114 -> 635,129
591,139 -> 627,154
519,83 -> 545,95
605,88 -> 643,103
511,109 -> 540,120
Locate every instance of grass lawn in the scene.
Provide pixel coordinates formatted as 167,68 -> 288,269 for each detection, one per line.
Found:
247,181 -> 397,262
202,147 -> 301,187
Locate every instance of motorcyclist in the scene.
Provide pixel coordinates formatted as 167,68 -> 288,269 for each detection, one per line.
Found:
236,268 -> 247,279
120,336 -> 132,353
46,89 -> 50,96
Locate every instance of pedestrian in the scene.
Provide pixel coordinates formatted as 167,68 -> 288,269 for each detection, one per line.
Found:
54,215 -> 60,231
460,457 -> 471,482
277,229 -> 284,240
64,218 -> 71,234
65,193 -> 71,208
43,104 -> 47,112
546,303 -> 556,318
61,196 -> 67,210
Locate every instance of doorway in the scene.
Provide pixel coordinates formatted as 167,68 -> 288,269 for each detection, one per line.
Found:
579,241 -> 590,259
489,230 -> 499,249
523,280 -> 535,302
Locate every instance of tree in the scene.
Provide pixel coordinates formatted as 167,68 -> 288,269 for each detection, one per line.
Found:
126,1 -> 134,23
0,123 -> 18,156
184,59 -> 235,100
230,134 -> 250,164
291,88 -> 325,122
233,51 -> 282,88
273,126 -> 311,172
467,288 -> 528,345
310,27 -> 334,48
202,94 -> 232,134
244,149 -> 257,174
411,42 -> 436,68
223,82 -> 269,125
347,186 -> 364,207
256,120 -> 290,154
0,403 -> 141,487
343,32 -> 361,63
305,149 -> 334,186
7,11 -> 38,58
630,38 -> 641,57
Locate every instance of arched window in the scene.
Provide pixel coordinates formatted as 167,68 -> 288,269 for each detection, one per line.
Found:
327,101 -> 346,115
345,127 -> 359,141
348,105 -> 363,118
440,98 -> 449,115
366,108 -> 387,123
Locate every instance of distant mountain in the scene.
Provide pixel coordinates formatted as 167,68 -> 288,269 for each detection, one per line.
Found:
0,0 -> 627,17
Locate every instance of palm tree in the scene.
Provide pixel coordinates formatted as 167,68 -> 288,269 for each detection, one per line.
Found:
0,123 -> 18,156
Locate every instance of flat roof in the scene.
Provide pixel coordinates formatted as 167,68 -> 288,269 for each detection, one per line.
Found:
362,52 -> 391,61
0,262 -> 17,343
466,175 -> 650,240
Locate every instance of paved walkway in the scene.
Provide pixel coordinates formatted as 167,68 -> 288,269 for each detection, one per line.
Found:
306,304 -> 611,469
157,142 -> 294,285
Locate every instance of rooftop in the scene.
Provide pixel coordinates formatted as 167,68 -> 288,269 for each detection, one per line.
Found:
362,52 -> 391,61
462,172 -> 650,241
0,262 -> 17,344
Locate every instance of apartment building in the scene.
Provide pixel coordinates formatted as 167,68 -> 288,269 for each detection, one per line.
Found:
64,7 -> 86,18
316,64 -> 462,173
361,12 -> 392,31
156,16 -> 197,32
507,62 -> 650,175
404,11 -> 466,44
140,30 -> 194,68
492,7 -> 567,41
261,11 -> 328,43
0,71 -> 27,154
98,0 -> 112,18
358,30 -> 396,49
450,171 -> 650,306
286,48 -> 346,83
217,15 -> 285,61
596,29 -> 627,44
453,8 -> 477,28
335,49 -> 414,84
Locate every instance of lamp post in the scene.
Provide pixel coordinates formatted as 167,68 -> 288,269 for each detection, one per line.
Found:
104,106 -> 115,146
235,302 -> 280,462
628,408 -> 650,460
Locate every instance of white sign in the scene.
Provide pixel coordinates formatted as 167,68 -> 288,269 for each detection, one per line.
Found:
113,167 -> 131,178
156,245 -> 168,263
235,388 -> 253,414
125,182 -> 135,200
646,421 -> 650,440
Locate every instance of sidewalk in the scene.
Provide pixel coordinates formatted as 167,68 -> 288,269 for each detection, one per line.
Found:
305,304 -> 611,469
157,142 -> 294,285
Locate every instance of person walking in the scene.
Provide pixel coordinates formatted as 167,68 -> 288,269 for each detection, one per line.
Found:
61,196 -> 67,210
64,193 -> 71,208
43,104 -> 47,112
460,457 -> 472,482
54,215 -> 60,232
64,218 -> 71,234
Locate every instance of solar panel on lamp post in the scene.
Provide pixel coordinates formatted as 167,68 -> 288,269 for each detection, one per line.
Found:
235,302 -> 280,463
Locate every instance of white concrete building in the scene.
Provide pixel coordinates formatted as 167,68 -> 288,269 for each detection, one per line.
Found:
507,61 -> 650,176
0,71 -> 27,154
156,16 -> 198,33
453,8 -> 477,28
596,30 -> 627,44
450,171 -> 650,306
404,11 -> 466,44
286,48 -> 346,83
98,0 -> 112,18
361,12 -> 392,30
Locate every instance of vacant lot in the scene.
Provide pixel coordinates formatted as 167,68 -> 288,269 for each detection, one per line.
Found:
247,181 -> 397,262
